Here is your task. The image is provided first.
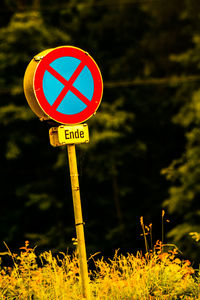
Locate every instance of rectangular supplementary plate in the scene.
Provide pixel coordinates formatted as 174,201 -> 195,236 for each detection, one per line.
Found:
58,124 -> 89,145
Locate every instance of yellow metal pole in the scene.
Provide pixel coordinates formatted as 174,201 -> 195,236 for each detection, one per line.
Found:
67,144 -> 90,300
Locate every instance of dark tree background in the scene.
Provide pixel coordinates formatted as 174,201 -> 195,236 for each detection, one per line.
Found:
1,0 -> 200,262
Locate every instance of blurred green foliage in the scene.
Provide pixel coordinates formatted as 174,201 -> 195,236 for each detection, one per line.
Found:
0,0 -> 200,262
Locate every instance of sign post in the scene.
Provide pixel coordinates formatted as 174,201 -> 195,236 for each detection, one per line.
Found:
23,46 -> 103,300
67,144 -> 90,299
49,125 -> 91,299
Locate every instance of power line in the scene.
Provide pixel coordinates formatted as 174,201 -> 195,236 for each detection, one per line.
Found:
0,75 -> 200,95
104,75 -> 200,88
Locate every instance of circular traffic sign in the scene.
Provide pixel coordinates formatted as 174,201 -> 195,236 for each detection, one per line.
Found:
24,46 -> 103,125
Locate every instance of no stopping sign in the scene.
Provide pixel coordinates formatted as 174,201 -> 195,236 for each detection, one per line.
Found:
24,46 -> 103,125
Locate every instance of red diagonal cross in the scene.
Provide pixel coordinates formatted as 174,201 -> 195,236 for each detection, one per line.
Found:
46,61 -> 91,110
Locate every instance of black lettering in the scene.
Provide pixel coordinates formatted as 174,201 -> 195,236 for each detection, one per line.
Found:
70,131 -> 75,139
75,129 -> 79,138
65,130 -> 70,139
80,131 -> 84,138
65,128 -> 85,140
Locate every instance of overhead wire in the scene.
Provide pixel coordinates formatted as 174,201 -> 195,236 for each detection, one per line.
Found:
0,75 -> 200,95
104,75 -> 200,88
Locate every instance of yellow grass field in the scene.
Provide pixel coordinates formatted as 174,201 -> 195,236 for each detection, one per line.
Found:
0,240 -> 199,299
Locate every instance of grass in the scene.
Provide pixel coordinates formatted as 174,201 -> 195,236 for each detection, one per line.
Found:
0,240 -> 200,299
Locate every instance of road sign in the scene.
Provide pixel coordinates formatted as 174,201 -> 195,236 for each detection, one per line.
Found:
24,46 -> 93,299
49,124 -> 89,146
24,46 -> 103,125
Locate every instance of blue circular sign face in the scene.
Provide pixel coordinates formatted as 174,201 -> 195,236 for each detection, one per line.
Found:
43,56 -> 94,115
34,46 -> 103,124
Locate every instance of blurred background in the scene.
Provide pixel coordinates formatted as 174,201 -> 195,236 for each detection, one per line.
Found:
1,0 -> 200,262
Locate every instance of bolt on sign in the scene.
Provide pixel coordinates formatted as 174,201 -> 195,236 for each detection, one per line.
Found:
23,46 -> 103,300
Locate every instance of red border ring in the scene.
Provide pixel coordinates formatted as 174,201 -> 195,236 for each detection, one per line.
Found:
33,46 -> 103,124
